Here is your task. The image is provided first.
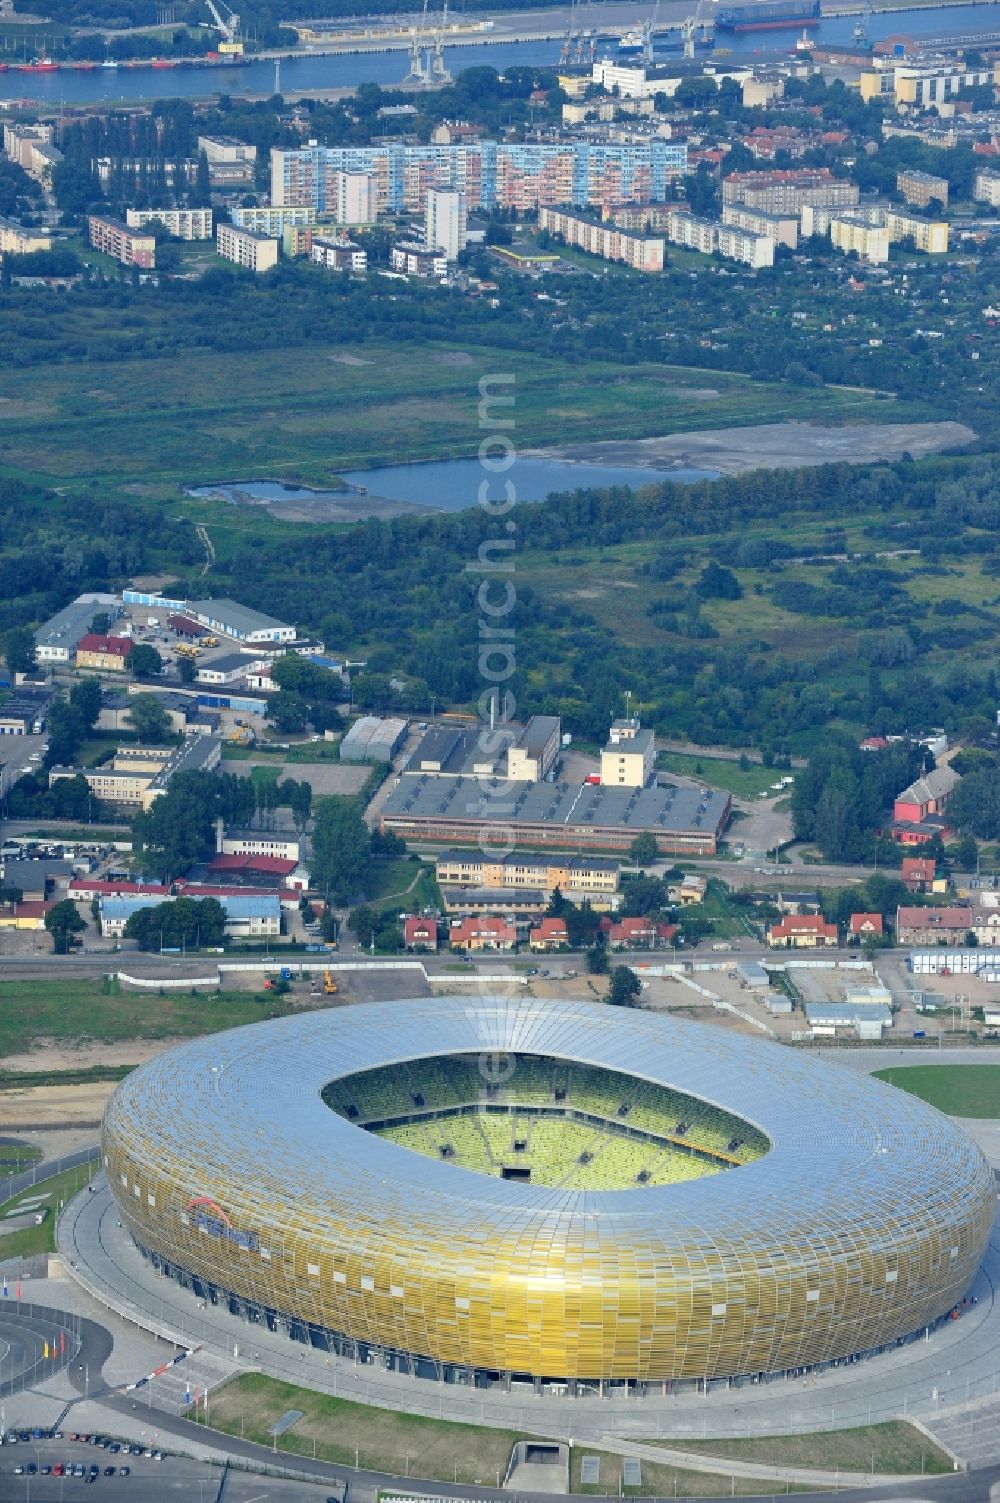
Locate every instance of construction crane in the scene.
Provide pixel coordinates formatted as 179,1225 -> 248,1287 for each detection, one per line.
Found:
205,0 -> 241,48
681,0 -> 716,60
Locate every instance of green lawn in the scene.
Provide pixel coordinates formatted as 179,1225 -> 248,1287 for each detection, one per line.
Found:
873,1065 -> 1000,1118
570,1449 -> 811,1496
674,1419 -> 951,1476
0,340 -> 898,508
657,752 -> 789,800
194,1373 -> 533,1486
0,1159 -> 100,1259
367,858 -> 441,914
0,979 -> 295,1059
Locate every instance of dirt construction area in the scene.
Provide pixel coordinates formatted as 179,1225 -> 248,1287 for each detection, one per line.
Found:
532,420 -> 975,478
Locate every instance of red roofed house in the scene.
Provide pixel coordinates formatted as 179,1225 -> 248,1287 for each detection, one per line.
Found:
606,917 -> 679,950
449,916 -> 516,952
529,917 -> 569,951
0,899 -> 56,930
68,878 -> 171,902
895,906 -> 973,946
901,856 -> 936,892
859,736 -> 890,752
206,854 -> 306,889
75,634 -> 132,672
404,916 -> 438,951
849,912 -> 883,939
768,915 -> 838,948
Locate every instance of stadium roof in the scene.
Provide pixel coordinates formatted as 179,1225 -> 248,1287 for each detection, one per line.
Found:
104,998 -> 994,1383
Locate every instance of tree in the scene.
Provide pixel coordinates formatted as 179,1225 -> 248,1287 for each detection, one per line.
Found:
586,940 -> 609,975
126,693 -> 173,742
70,677 -> 102,731
310,797 -> 372,905
628,832 -> 658,866
608,965 -> 642,1007
267,689 -> 309,735
45,898 -> 85,953
123,896 -> 226,950
128,643 -> 163,679
45,696 -> 86,767
131,769 -> 225,880
178,654 -> 197,684
952,834 -> 979,872
4,626 -> 36,675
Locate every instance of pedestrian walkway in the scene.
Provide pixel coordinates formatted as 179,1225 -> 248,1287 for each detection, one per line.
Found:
596,1434 -> 923,1490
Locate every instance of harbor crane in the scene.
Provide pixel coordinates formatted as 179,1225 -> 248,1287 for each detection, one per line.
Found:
429,0 -> 452,86
405,0 -> 431,83
205,0 -> 240,45
681,0 -> 716,60
852,0 -> 873,48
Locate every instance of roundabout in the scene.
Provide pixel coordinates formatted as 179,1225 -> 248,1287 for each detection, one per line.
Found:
97,998 -> 994,1396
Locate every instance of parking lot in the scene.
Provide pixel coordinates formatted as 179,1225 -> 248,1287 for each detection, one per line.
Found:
0,1430 -> 343,1501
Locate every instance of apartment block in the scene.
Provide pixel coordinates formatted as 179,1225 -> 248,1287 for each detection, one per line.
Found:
806,201 -> 947,256
0,217 -> 51,257
216,222 -> 279,273
88,216 -> 156,269
975,170 -> 1000,207
722,201 -> 798,250
3,122 -> 61,184
883,207 -> 948,252
426,187 -> 467,260
611,203 -> 677,232
830,212 -> 891,265
282,223 -> 313,258
332,170 -> 378,225
311,236 -> 367,272
539,205 -> 664,270
125,207 -> 213,240
897,168 -> 949,208
665,210 -> 774,267
271,141 -> 688,214
231,205 -> 316,236
891,60 -> 1000,109
722,169 -> 858,214
390,241 -> 448,277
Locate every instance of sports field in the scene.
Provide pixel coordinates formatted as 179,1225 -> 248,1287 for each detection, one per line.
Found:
873,1065 -> 1000,1119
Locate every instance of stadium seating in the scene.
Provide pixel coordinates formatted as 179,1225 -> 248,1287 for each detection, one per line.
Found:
332,1052 -> 767,1187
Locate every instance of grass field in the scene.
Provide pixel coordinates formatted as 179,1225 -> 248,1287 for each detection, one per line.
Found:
873,1065 -> 1000,1118
198,1374 -> 791,1495
0,980 -> 294,1059
674,1420 -> 951,1476
366,857 -> 440,913
194,1373 -> 532,1485
657,752 -> 788,800
0,1160 -> 100,1261
0,341 -> 905,508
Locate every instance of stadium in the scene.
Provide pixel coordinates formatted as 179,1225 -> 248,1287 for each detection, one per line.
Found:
102,998 -> 994,1395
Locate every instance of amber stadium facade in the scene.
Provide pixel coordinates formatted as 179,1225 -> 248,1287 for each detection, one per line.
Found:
102,1000 -> 994,1395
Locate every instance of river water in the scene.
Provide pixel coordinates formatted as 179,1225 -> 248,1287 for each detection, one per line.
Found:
2,2 -> 997,103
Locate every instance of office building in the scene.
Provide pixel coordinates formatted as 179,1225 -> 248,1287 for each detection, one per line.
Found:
507,716 -> 562,782
601,717 -> 656,789
216,223 -> 279,274
35,594 -> 121,663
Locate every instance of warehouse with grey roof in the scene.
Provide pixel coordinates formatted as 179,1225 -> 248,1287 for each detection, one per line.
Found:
380,775 -> 731,855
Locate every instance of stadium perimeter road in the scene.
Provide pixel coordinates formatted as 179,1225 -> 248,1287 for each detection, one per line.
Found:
60,1178 -> 1000,1453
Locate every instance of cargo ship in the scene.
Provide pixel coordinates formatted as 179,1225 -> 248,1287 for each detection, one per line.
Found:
716,0 -> 820,31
